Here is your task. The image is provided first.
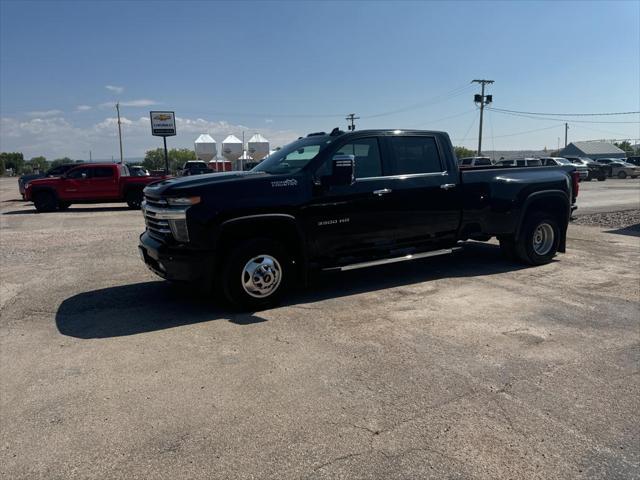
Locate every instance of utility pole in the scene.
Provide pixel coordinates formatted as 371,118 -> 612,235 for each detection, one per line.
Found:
116,102 -> 124,164
564,123 -> 569,148
345,113 -> 359,131
89,150 -> 92,162
472,79 -> 494,155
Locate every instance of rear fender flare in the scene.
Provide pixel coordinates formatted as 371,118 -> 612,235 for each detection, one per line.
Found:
122,183 -> 146,196
516,190 -> 570,252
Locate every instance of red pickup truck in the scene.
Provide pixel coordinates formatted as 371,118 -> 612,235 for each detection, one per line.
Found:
25,163 -> 168,212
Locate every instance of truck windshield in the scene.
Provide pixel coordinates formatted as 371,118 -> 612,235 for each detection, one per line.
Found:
253,136 -> 335,174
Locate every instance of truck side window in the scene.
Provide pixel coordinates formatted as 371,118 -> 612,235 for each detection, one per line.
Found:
389,136 -> 442,175
334,138 -> 382,179
66,167 -> 91,179
92,167 -> 114,178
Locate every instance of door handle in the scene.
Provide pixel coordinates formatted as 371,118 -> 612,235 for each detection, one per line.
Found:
373,188 -> 392,196
440,183 -> 456,190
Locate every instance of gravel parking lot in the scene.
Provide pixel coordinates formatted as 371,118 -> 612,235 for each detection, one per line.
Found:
1,176 -> 639,479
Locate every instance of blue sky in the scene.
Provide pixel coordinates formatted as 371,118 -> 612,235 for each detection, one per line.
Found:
1,0 -> 638,160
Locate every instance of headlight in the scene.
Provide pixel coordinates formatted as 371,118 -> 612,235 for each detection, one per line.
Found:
166,196 -> 200,206
168,219 -> 190,242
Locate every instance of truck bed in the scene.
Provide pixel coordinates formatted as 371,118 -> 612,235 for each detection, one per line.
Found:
459,165 -> 575,239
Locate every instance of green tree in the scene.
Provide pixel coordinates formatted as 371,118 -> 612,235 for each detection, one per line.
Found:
454,146 -> 476,159
29,156 -> 49,173
0,152 -> 25,174
614,141 -> 633,156
50,157 -> 73,168
143,148 -> 196,173
0,157 -> 5,176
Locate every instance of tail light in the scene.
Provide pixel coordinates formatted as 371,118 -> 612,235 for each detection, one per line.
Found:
571,170 -> 580,199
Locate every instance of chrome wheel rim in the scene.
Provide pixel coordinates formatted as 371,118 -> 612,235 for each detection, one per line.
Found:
241,255 -> 282,298
532,223 -> 554,256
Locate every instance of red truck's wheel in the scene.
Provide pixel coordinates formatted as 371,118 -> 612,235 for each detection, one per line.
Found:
33,191 -> 58,212
515,212 -> 560,266
126,190 -> 143,209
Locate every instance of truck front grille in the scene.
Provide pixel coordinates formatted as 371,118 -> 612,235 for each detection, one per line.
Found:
142,195 -> 190,242
145,215 -> 171,240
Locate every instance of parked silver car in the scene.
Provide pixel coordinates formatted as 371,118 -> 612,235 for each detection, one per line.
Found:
494,158 -> 543,167
606,161 -> 640,179
540,157 -> 588,180
595,158 -> 640,178
458,156 -> 493,167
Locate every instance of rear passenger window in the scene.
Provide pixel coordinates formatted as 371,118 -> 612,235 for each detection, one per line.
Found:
92,167 -> 114,178
475,159 -> 491,166
389,136 -> 442,175
461,158 -> 472,166
334,138 -> 382,178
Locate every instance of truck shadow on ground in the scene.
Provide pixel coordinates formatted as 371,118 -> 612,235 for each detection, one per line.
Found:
56,242 -> 528,339
605,224 -> 640,237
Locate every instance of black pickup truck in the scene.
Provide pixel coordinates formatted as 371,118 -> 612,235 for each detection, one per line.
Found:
139,129 -> 579,309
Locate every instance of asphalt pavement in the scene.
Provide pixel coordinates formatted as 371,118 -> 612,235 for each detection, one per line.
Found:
1,176 -> 638,479
574,178 -> 640,214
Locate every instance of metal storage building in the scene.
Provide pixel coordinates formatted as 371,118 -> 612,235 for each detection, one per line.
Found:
559,141 -> 626,160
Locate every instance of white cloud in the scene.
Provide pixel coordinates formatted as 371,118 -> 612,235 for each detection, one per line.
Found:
265,118 -> 274,124
98,99 -> 159,109
105,85 -> 124,94
119,99 -> 158,107
27,110 -> 63,117
75,105 -> 92,112
0,115 -> 300,160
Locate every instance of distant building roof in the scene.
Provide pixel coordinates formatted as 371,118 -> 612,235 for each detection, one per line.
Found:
562,141 -> 625,156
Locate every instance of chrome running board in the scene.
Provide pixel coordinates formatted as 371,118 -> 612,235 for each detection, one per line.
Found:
323,247 -> 462,272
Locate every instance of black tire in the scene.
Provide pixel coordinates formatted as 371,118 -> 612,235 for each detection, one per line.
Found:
33,191 -> 58,212
58,201 -> 71,210
498,236 -> 517,261
515,212 -> 560,266
126,189 -> 143,209
597,176 -> 606,181
222,238 -> 291,310
617,171 -> 627,179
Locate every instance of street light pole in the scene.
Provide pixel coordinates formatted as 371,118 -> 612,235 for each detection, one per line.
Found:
472,79 -> 494,155
116,102 -> 124,164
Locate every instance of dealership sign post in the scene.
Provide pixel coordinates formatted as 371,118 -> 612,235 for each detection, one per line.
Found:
150,111 -> 176,174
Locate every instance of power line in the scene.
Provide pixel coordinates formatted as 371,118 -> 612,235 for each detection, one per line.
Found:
451,114 -> 479,145
487,107 -> 640,117
362,83 -> 474,119
487,108 -> 640,124
410,108 -> 477,128
490,123 -> 565,139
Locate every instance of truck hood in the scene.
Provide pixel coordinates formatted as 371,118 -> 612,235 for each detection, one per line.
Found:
143,170 -> 298,198
144,171 -> 265,194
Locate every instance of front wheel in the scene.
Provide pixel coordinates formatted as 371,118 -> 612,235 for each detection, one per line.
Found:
33,191 -> 58,212
222,239 -> 291,310
58,201 -> 71,210
515,213 -> 560,266
126,190 -> 143,209
597,176 -> 606,181
618,171 -> 627,179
